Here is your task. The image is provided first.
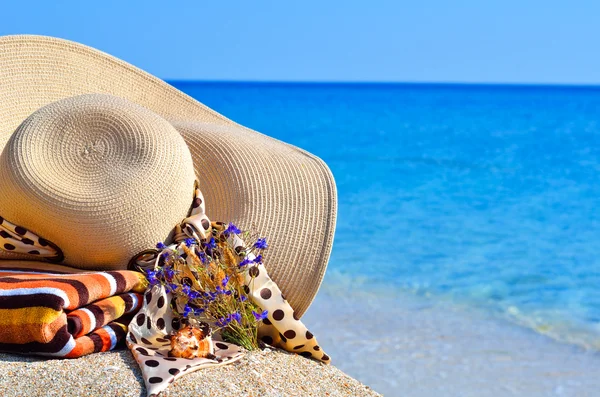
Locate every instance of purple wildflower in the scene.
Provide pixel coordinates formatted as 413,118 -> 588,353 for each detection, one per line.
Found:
230,312 -> 242,323
239,257 -> 252,268
156,242 -> 167,250
204,291 -> 218,302
196,249 -> 207,264
163,266 -> 175,279
215,316 -> 230,327
183,305 -> 192,317
253,238 -> 268,250
216,312 -> 242,327
194,308 -> 205,316
238,295 -> 248,302
145,270 -> 159,285
224,223 -> 242,236
253,255 -> 263,264
180,285 -> 200,300
221,275 -> 230,287
207,238 -> 217,250
184,238 -> 195,247
252,310 -> 268,322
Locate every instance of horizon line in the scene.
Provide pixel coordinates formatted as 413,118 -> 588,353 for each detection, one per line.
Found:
165,80 -> 600,89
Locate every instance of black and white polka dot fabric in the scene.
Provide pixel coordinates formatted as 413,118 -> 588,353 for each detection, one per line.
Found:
127,284 -> 244,397
128,182 -> 330,396
128,238 -> 330,396
0,216 -> 64,262
229,232 -> 330,363
181,181 -> 212,241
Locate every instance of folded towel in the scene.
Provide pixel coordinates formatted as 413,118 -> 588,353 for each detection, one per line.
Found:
0,262 -> 146,358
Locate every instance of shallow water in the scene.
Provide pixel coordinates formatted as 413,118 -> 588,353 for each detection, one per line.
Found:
305,289 -> 600,396
174,82 -> 600,394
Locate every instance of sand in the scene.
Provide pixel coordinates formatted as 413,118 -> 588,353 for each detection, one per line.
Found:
0,347 -> 381,397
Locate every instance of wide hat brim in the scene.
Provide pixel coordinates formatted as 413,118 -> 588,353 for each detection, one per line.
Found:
0,35 -> 336,317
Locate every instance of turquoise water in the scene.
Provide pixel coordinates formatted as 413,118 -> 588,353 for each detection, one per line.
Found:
173,82 -> 600,349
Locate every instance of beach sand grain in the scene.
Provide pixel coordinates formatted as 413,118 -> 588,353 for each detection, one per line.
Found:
0,348 -> 381,397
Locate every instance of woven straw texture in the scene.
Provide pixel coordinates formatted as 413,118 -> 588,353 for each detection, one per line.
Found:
0,94 -> 196,268
0,35 -> 337,317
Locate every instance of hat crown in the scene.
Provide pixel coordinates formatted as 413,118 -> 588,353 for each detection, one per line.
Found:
0,94 -> 196,268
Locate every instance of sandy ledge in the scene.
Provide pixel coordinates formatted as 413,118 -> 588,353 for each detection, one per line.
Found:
0,348 -> 381,397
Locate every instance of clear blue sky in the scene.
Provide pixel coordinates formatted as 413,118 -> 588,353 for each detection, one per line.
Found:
2,1 -> 600,84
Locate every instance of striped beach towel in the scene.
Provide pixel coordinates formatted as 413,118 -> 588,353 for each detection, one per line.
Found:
0,262 -> 146,358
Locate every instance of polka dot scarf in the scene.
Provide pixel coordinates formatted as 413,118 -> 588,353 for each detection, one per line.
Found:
129,182 -> 330,397
127,284 -> 245,397
223,223 -> 330,363
0,216 -> 63,262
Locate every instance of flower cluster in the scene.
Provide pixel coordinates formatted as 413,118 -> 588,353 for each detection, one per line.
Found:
143,222 -> 269,350
215,312 -> 242,327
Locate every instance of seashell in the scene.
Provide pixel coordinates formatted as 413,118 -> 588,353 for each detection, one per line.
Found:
168,322 -> 215,359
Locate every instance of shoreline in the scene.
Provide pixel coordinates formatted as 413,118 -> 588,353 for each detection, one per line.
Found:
303,288 -> 600,396
318,271 -> 600,352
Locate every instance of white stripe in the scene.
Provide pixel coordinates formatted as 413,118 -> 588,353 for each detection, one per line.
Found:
39,336 -> 76,357
104,325 -> 118,349
55,336 -> 77,356
126,292 -> 138,313
98,272 -> 117,296
0,287 -> 70,307
80,308 -> 96,331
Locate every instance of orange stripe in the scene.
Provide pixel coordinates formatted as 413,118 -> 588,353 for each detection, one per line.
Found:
84,273 -> 112,302
126,272 -> 148,293
68,295 -> 124,337
71,311 -> 93,337
65,337 -> 92,358
0,270 -> 146,292
0,274 -> 119,308
0,280 -> 80,309
97,297 -> 121,323
0,311 -> 66,344
94,327 -> 113,351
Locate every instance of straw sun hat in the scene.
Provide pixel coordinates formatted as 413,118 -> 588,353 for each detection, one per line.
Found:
0,35 -> 336,317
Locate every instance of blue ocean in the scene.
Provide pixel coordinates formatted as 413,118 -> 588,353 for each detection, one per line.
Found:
173,82 -> 600,392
